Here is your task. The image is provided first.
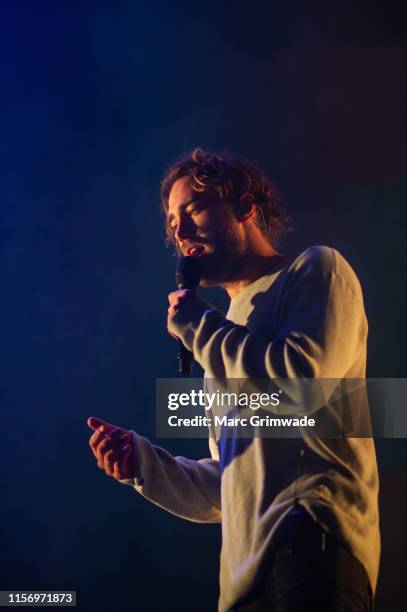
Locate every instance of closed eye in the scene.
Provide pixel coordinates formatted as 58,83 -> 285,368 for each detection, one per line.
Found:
186,202 -> 206,215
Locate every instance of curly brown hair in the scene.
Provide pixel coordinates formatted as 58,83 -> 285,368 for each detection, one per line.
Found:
160,148 -> 291,249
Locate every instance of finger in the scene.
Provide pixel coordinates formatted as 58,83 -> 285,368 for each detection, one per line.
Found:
95,433 -> 124,468
105,443 -> 131,477
96,434 -> 129,468
113,445 -> 133,480
168,289 -> 194,305
103,447 -> 115,476
96,439 -> 110,469
89,428 -> 108,453
168,305 -> 180,320
168,291 -> 179,305
89,427 -> 124,454
168,300 -> 179,313
87,416 -> 108,431
90,426 -> 128,449
87,416 -> 119,435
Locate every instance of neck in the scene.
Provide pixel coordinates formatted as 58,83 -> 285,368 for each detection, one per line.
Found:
221,251 -> 285,298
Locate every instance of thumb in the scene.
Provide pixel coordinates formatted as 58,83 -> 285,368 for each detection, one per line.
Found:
87,416 -> 112,431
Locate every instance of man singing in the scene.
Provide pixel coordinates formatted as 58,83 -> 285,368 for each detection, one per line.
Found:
88,149 -> 380,611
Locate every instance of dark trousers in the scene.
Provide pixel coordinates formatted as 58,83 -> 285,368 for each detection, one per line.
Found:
232,506 -> 373,612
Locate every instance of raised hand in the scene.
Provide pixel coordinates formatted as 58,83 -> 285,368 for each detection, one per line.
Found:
87,416 -> 134,480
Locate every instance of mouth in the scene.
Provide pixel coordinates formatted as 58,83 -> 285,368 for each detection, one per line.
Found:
186,244 -> 206,258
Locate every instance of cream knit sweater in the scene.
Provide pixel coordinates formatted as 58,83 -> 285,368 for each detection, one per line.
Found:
122,246 -> 380,612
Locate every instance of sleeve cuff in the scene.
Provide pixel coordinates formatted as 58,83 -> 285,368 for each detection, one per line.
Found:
118,430 -> 148,489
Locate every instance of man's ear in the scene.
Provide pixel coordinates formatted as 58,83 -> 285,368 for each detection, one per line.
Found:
235,193 -> 257,222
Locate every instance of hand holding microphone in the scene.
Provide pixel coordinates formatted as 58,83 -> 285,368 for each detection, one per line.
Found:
167,255 -> 201,375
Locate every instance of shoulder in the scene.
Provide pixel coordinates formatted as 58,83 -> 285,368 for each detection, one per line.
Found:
286,245 -> 363,293
289,245 -> 336,274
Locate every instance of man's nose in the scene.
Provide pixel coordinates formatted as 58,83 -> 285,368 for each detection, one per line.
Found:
175,214 -> 195,243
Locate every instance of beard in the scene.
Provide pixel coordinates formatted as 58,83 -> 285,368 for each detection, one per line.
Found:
196,223 -> 247,287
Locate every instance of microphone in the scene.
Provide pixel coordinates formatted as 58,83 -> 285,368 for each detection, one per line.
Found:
175,255 -> 201,375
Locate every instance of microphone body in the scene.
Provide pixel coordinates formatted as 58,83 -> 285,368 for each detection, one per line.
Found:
175,256 -> 201,375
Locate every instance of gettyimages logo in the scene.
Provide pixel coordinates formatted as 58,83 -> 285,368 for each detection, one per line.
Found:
166,388 -> 282,411
156,378 -> 404,439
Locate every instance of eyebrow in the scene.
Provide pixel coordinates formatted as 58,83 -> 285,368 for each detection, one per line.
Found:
167,197 -> 201,223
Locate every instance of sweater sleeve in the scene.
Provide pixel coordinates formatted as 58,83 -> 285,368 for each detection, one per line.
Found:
168,247 -> 367,382
119,430 -> 221,524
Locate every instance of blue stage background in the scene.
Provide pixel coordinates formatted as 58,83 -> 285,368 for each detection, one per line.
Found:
1,2 -> 406,610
